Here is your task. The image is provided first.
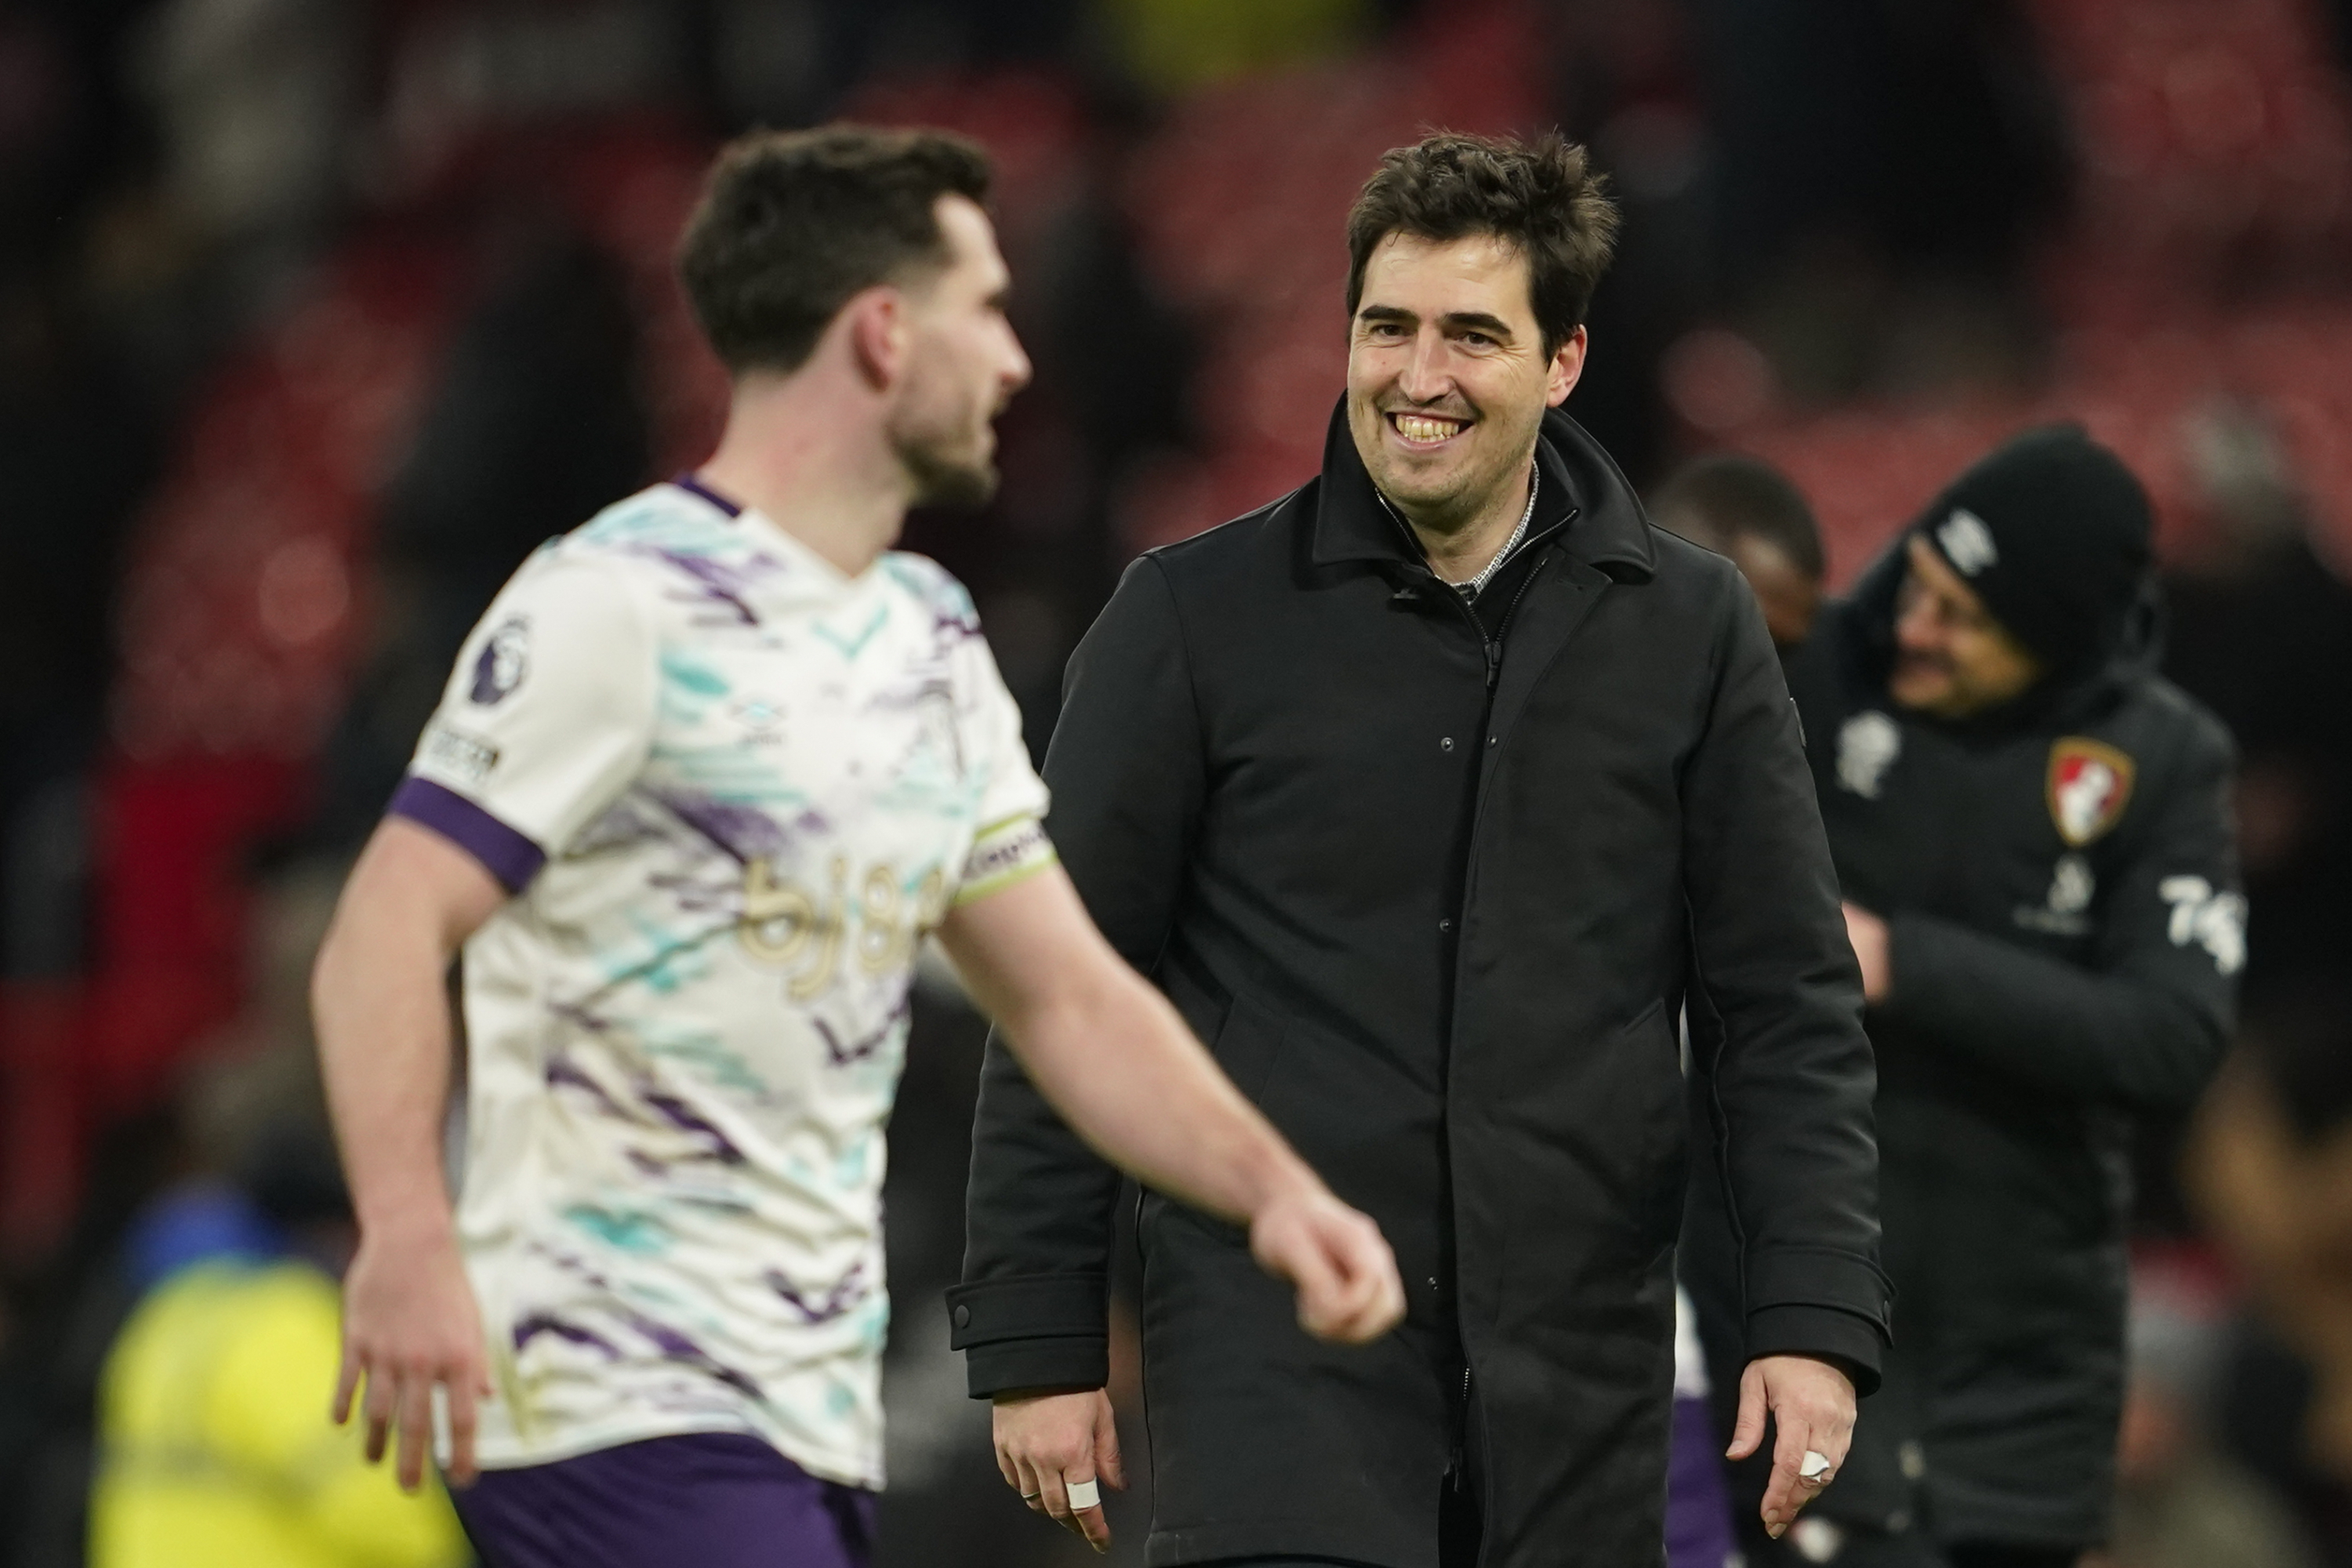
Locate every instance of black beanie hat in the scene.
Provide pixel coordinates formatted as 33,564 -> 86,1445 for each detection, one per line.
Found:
1913,424 -> 2154,681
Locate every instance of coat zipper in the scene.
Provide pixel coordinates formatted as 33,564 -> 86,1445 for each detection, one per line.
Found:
1387,506 -> 1569,1555
1435,554 -> 1543,1537
1438,540 -> 1548,691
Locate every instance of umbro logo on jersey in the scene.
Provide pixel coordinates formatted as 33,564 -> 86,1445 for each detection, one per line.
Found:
2048,738 -> 2134,846
470,618 -> 530,704
1936,507 -> 1998,576
421,723 -> 499,783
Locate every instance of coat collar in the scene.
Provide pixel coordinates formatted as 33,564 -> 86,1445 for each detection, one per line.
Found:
1306,397 -> 1656,581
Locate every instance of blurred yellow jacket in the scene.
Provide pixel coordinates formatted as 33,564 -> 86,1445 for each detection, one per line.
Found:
89,1258 -> 470,1568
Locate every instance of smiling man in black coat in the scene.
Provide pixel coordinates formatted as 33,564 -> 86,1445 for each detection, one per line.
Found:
950,132 -> 1891,1568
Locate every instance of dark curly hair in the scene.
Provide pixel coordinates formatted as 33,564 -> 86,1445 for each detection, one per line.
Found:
1345,131 -> 1621,357
677,124 -> 993,376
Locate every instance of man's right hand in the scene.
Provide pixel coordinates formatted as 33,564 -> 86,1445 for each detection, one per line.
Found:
332,1221 -> 492,1491
1250,1180 -> 1406,1344
994,1388 -> 1126,1553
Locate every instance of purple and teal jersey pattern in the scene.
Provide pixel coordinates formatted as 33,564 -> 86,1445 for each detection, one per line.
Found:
391,481 -> 1052,1487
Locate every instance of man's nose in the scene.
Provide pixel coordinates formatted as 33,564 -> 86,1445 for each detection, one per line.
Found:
1003,328 -> 1033,394
1396,331 -> 1452,403
1895,597 -> 1940,652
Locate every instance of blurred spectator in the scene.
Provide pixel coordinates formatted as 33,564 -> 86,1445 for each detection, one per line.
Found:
1690,428 -> 2242,1566
2161,400 -> 2352,1054
81,855 -> 466,1567
2086,1258 -> 2317,1568
87,1113 -> 469,1568
0,862 -> 354,1568
1649,450 -> 1825,651
2192,1033 -> 2352,1486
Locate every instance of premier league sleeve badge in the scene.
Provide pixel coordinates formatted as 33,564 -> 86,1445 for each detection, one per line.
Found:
2046,737 -> 2136,847
470,617 -> 531,705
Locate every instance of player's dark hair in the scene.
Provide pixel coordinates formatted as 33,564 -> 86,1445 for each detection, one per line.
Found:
678,124 -> 993,376
1651,452 -> 1826,582
1345,130 -> 1621,358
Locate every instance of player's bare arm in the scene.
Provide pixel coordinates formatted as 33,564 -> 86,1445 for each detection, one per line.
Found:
938,866 -> 1403,1338
940,864 -> 1406,1552
313,816 -> 506,1492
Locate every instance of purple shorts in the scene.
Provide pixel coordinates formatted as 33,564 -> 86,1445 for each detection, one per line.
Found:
452,1433 -> 877,1568
1665,1392 -> 1740,1568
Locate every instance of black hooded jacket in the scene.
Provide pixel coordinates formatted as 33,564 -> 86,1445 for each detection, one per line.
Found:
1686,535 -> 2241,1551
953,404 -> 1889,1567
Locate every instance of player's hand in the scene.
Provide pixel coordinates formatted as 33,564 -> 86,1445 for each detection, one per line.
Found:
1729,1354 -> 1857,1540
1842,902 -> 1892,1003
1249,1179 -> 1406,1344
993,1388 -> 1125,1553
333,1219 -> 492,1491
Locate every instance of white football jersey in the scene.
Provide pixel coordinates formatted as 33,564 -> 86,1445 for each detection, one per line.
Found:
390,479 -> 1053,1486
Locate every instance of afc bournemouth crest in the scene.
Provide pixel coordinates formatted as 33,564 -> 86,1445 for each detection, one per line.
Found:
2047,737 -> 2135,847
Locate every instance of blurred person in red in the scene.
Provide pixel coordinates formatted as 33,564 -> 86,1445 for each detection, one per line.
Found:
1650,451 -> 1828,655
959,130 -> 1888,1567
1690,426 -> 2243,1567
309,125 -> 1400,1568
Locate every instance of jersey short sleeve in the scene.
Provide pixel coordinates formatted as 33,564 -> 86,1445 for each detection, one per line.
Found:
952,640 -> 1055,906
390,550 -> 657,891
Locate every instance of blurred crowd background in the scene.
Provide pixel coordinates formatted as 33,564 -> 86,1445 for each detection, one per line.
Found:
2,0 -> 2350,1564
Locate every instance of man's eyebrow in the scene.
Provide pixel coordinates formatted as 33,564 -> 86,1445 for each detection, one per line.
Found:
1353,304 -> 1516,339
1439,310 -> 1515,338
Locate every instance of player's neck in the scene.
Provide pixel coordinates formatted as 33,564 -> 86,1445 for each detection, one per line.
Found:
698,373 -> 913,579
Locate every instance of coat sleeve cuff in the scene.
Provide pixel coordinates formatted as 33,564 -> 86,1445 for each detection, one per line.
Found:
961,1335 -> 1110,1399
947,1274 -> 1109,1399
1743,1246 -> 1893,1330
1745,1304 -> 1886,1397
1740,1246 -> 1892,1396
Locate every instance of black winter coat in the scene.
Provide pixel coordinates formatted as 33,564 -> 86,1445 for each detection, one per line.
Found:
1686,539 -> 2241,1552
952,405 -> 1892,1567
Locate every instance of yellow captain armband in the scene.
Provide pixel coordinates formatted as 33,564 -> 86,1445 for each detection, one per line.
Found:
953,815 -> 1058,906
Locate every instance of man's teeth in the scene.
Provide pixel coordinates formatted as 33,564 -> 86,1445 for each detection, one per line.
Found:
1394,414 -> 1465,442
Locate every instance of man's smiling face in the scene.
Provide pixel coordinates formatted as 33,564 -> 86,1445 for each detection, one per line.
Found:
1345,230 -> 1584,529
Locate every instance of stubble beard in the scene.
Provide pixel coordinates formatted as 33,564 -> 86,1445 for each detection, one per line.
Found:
1352,393 -> 1533,540
901,433 -> 998,509
890,395 -> 1000,510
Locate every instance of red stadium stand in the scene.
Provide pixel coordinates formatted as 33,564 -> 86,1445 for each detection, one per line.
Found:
1709,0 -> 2352,583
1114,0 -> 1553,551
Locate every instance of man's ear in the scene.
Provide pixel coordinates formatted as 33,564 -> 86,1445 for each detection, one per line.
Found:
1546,325 -> 1588,408
844,287 -> 907,392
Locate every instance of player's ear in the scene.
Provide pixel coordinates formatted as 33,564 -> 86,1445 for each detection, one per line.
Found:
844,287 -> 907,393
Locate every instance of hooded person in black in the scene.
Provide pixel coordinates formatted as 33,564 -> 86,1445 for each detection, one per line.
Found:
1686,426 -> 2244,1567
